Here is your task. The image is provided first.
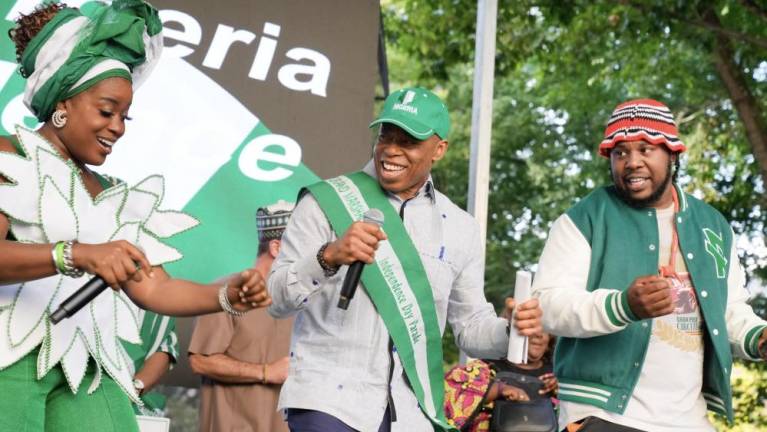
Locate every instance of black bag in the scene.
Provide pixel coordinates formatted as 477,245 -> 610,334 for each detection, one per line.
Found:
489,371 -> 558,432
574,416 -> 646,432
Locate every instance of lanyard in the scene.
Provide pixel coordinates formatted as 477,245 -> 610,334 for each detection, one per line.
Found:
659,187 -> 680,280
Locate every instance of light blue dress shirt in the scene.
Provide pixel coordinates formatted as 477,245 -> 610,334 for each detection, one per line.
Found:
268,161 -> 508,432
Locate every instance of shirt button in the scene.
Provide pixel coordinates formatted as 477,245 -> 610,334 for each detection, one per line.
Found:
621,394 -> 627,400
713,329 -> 719,336
677,216 -> 682,223
312,279 -> 319,286
649,244 -> 656,251
687,253 -> 694,259
647,211 -> 653,217
618,404 -> 624,409
701,291 -> 708,298
642,322 -> 648,328
634,362 -> 640,368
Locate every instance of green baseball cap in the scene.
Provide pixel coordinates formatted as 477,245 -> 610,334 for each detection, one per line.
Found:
369,87 -> 450,140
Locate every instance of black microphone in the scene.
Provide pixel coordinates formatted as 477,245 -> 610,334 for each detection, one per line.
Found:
50,276 -> 109,324
337,208 -> 385,310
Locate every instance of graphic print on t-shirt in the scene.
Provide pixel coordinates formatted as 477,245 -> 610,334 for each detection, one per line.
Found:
653,272 -> 703,352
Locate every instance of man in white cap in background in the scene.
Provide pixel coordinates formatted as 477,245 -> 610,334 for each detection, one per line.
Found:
189,200 -> 295,432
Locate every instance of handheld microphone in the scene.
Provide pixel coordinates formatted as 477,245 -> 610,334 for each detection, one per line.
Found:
337,208 -> 385,310
50,276 -> 109,324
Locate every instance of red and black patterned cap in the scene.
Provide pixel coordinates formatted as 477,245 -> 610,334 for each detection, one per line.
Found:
599,98 -> 686,158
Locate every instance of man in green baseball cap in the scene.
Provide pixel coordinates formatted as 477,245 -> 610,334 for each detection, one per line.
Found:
369,87 -> 451,140
269,86 -> 542,432
367,87 -> 451,200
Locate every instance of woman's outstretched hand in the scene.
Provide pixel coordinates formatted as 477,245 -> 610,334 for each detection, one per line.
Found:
227,269 -> 271,312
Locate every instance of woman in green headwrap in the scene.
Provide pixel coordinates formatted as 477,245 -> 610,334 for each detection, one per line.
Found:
0,2 -> 269,430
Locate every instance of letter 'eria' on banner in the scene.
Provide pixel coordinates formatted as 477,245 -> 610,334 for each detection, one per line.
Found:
0,0 -> 379,386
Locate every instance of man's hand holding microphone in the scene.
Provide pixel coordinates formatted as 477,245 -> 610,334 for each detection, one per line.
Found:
319,209 -> 387,310
322,217 -> 388,268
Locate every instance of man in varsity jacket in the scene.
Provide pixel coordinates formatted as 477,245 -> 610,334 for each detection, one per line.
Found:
532,99 -> 767,432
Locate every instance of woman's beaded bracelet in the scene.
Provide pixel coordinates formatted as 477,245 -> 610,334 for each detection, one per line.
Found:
61,241 -> 84,278
218,283 -> 245,317
52,241 -> 84,278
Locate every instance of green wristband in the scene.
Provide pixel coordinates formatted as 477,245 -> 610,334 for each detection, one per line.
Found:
54,241 -> 67,274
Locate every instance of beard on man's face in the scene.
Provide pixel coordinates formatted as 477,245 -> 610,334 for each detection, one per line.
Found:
612,160 -> 674,209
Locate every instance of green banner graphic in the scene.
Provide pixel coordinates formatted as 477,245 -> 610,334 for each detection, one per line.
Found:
1,0 -> 379,387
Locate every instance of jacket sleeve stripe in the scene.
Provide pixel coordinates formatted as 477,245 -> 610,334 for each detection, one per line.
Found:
559,382 -> 612,397
619,290 -> 639,322
703,393 -> 727,413
724,232 -> 767,360
534,214 -> 631,337
604,291 -> 639,326
745,325 -> 766,359
558,389 -> 609,404
605,292 -> 624,326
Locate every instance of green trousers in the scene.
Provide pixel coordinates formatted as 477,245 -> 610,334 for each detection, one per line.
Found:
0,350 -> 139,432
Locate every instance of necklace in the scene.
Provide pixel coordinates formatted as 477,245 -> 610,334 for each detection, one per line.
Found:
659,187 -> 680,280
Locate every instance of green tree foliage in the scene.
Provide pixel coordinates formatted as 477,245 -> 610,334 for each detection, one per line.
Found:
383,0 -> 767,306
709,361 -> 767,430
382,1 -> 767,428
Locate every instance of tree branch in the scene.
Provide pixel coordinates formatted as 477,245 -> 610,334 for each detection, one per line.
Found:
676,101 -> 722,126
738,0 -> 767,23
619,0 -> 767,49
704,8 -> 767,195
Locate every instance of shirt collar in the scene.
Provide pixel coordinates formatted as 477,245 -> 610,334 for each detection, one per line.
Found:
362,159 -> 436,203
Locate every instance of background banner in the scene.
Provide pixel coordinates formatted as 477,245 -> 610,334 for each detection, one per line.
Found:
0,0 -> 380,386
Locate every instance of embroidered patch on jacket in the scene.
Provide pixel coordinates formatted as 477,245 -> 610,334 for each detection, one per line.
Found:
702,228 -> 727,279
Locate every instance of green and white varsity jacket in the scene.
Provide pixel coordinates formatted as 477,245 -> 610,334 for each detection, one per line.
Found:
532,185 -> 766,421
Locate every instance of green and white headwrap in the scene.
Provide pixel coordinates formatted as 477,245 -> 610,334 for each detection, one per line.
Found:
19,0 -> 162,121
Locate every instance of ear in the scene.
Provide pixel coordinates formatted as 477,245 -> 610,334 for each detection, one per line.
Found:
268,239 -> 281,258
431,138 -> 448,163
54,100 -> 68,112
